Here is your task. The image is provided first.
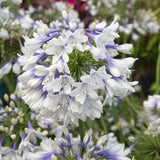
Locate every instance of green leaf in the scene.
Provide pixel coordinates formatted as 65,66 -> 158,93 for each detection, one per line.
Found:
147,35 -> 158,51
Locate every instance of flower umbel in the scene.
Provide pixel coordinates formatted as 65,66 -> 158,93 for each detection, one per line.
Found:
18,11 -> 137,125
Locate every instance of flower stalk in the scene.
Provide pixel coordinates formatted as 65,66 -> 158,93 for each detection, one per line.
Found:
155,44 -> 160,94
79,119 -> 85,142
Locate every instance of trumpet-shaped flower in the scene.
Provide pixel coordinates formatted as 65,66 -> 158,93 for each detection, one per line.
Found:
64,28 -> 88,52
71,82 -> 99,104
105,56 -> 137,78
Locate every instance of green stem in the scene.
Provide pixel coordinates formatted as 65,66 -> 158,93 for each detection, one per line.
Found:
155,45 -> 160,94
92,133 -> 97,144
125,121 -> 141,134
134,37 -> 141,58
0,43 -> 5,58
118,121 -> 123,143
100,115 -> 107,134
79,120 -> 85,142
125,97 -> 148,125
125,97 -> 140,116
85,119 -> 93,128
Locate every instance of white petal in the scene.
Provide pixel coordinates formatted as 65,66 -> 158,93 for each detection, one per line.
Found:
110,66 -> 120,77
51,79 -> 61,92
117,44 -> 133,54
64,84 -> 71,94
62,52 -> 69,62
76,92 -> 85,104
77,43 -> 84,52
35,65 -> 48,76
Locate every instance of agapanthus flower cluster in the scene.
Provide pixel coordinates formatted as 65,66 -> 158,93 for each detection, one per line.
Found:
0,121 -> 47,160
101,0 -> 121,8
51,0 -> 84,28
0,92 -> 61,148
82,0 -> 122,16
135,9 -> 160,35
0,0 -> 21,26
119,8 -> 160,40
0,0 -> 23,37
0,126 -> 131,160
18,9 -> 137,126
143,95 -> 160,121
10,8 -> 34,31
143,95 -> 160,135
0,0 -> 61,40
14,128 -> 131,160
0,0 -> 85,76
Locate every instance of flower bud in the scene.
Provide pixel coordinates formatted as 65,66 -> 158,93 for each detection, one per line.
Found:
0,99 -> 3,107
97,135 -> 107,146
37,127 -> 41,132
30,114 -> 35,120
49,65 -> 56,72
36,114 -> 41,121
85,45 -> 90,51
10,101 -> 15,108
49,129 -> 55,135
17,90 -> 22,98
51,154 -> 57,160
4,94 -> 9,102
10,134 -> 17,140
42,130 -> 48,136
19,111 -> 23,116
4,127 -> 9,133
11,118 -> 18,125
25,128 -> 29,134
0,125 -> 4,131
5,105 -> 9,111
19,117 -> 24,123
62,10 -> 67,19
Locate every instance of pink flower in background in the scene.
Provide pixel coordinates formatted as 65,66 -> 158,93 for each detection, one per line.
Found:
68,0 -> 76,5
68,0 -> 88,12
